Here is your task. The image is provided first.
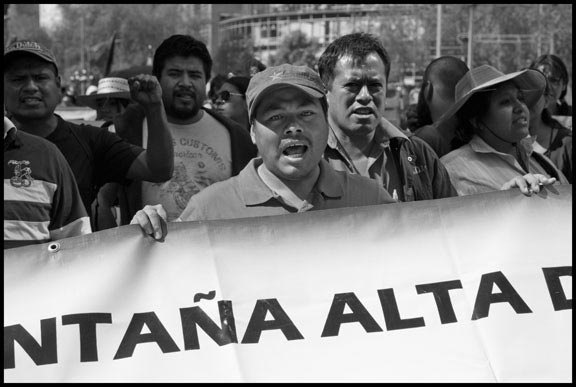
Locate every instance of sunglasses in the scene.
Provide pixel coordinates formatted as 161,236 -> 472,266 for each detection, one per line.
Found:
211,90 -> 243,103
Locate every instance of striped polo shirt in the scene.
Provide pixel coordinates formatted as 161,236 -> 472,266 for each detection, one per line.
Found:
4,119 -> 92,249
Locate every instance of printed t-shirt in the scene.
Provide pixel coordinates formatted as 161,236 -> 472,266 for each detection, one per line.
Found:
141,112 -> 232,221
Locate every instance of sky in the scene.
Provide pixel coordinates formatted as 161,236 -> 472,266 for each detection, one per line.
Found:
39,4 -> 62,31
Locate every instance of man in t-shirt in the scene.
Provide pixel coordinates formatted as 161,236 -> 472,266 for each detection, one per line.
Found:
4,40 -> 174,231
112,34 -> 256,224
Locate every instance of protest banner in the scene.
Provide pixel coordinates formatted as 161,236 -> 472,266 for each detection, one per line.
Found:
4,185 -> 572,382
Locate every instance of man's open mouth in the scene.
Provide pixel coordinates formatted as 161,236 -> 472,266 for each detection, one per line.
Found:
282,144 -> 308,157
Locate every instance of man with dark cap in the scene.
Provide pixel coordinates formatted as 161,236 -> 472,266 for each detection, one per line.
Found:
4,40 -> 174,230
131,64 -> 396,241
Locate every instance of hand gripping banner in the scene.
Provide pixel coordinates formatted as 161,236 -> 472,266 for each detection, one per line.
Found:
4,185 -> 572,382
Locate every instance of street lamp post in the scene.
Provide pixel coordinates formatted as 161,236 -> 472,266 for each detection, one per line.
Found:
467,5 -> 475,68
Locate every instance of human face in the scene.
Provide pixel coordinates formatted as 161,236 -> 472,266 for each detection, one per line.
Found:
536,64 -> 565,106
213,83 -> 247,126
477,82 -> 530,145
158,55 -> 207,123
326,53 -> 387,137
95,97 -> 126,121
4,56 -> 61,122
251,86 -> 328,182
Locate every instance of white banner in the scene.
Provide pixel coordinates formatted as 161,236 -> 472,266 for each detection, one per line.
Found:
4,185 -> 572,382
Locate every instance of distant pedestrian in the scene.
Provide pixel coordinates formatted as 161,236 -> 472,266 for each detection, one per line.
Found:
212,76 -> 250,132
411,56 -> 470,157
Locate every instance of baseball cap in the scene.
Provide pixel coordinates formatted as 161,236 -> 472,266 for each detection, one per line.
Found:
4,40 -> 58,69
246,64 -> 326,121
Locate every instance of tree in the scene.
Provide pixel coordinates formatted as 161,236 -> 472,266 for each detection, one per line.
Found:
213,37 -> 257,77
269,31 -> 320,68
48,4 -> 208,83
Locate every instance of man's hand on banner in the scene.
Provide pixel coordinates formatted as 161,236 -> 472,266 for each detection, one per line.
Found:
130,204 -> 168,241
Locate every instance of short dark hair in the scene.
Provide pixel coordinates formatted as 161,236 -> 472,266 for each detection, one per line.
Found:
152,34 -> 212,80
317,32 -> 390,88
414,56 -> 469,129
225,76 -> 250,96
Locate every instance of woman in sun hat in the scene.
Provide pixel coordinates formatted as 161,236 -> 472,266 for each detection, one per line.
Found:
76,77 -> 132,126
438,64 -> 569,196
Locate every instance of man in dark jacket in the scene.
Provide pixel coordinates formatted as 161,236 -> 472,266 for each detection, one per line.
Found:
106,34 -> 257,226
317,33 -> 456,201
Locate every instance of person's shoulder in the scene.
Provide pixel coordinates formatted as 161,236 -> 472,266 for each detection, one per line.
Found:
329,164 -> 380,190
18,130 -> 61,152
59,115 -> 108,134
204,108 -> 243,131
440,144 -> 470,164
412,123 -> 437,139
16,130 -> 71,169
405,132 -> 444,160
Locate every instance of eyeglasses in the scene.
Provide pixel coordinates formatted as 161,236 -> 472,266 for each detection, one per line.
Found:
211,90 -> 243,104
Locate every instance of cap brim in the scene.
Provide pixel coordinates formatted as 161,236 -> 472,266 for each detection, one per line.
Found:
5,50 -> 57,66
76,92 -> 131,109
249,83 -> 324,120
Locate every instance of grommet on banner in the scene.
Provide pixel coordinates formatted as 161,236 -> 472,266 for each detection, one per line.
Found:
48,242 -> 60,253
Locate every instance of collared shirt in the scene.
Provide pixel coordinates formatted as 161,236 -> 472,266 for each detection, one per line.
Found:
257,164 -> 314,212
440,134 -> 568,196
4,116 -> 16,139
324,117 -> 456,202
176,157 -> 395,222
324,118 -> 407,201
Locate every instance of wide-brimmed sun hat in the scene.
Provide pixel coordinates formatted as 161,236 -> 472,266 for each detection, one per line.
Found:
76,77 -> 131,109
439,64 -> 546,123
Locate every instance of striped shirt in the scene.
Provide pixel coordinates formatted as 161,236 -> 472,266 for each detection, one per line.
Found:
440,135 -> 568,196
4,122 -> 92,249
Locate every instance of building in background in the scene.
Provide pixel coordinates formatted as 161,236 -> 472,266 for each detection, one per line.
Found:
203,4 -> 431,66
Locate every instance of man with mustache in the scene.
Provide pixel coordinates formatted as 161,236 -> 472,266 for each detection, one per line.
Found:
110,35 -> 257,225
131,64 -> 396,241
317,33 -> 456,202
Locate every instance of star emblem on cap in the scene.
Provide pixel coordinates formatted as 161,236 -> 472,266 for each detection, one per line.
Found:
270,71 -> 284,81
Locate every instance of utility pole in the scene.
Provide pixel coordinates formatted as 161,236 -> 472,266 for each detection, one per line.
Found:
436,4 -> 442,58
467,5 -> 475,68
80,14 -> 85,72
537,4 -> 542,57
